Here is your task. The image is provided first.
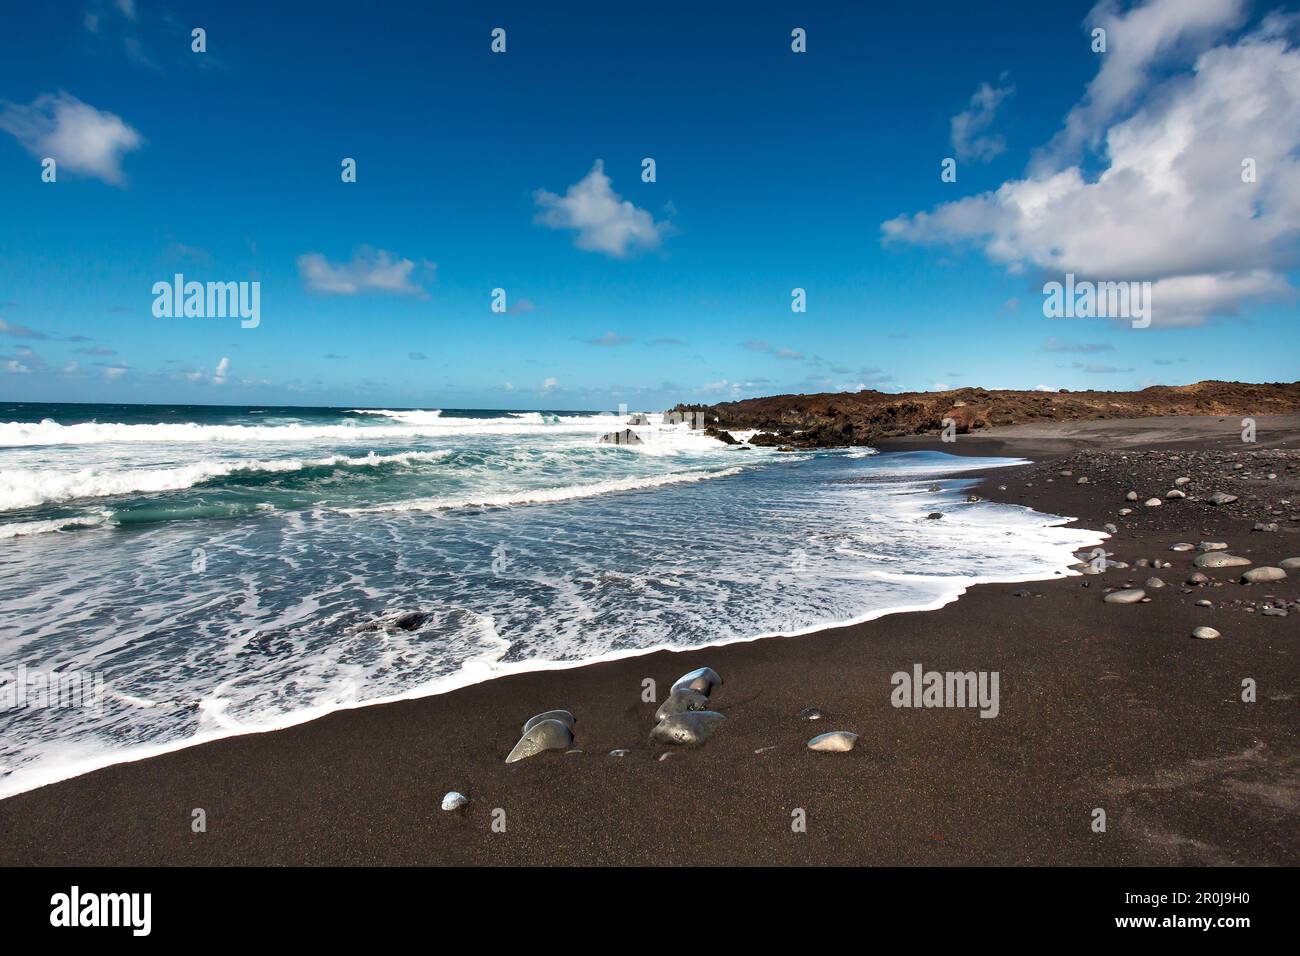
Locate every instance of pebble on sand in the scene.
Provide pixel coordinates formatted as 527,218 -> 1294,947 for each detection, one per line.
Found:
1144,498 -> 1163,507
1186,572 -> 1210,586
671,667 -> 723,696
1193,552 -> 1251,568
1208,492 -> 1238,505
522,709 -> 577,735
798,707 -> 827,721
1125,491 -> 1139,501
441,791 -> 469,811
1104,589 -> 1146,604
506,718 -> 574,763
1241,567 -> 1287,584
807,731 -> 858,753
1191,626 -> 1221,640
1174,476 -> 1192,486
1165,489 -> 1186,499
1145,577 -> 1165,589
650,711 -> 726,746
1169,543 -> 1195,551
1198,541 -> 1229,551
1280,557 -> 1300,570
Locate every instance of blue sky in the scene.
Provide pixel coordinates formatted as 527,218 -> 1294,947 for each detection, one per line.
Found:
1,0 -> 1297,410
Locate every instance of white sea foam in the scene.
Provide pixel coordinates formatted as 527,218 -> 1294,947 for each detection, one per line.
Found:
340,466 -> 748,514
0,450 -> 452,511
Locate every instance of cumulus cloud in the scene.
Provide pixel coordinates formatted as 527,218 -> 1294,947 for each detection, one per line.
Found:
0,92 -> 143,185
951,80 -> 1014,162
213,356 -> 229,385
883,7 -> 1300,326
534,160 -> 669,257
297,247 -> 431,296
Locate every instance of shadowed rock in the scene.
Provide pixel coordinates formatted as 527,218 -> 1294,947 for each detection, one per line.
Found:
649,711 -> 726,746
599,429 -> 642,446
522,709 -> 576,735
807,731 -> 858,752
506,719 -> 574,763
655,688 -> 710,721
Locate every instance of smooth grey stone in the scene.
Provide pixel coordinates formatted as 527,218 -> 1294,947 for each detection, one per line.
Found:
1118,508 -> 1133,516
1253,522 -> 1279,532
1186,572 -> 1209,586
1208,492 -> 1238,505
1195,599 -> 1212,607
1191,626 -> 1220,640
1241,567 -> 1287,584
1104,589 -> 1146,604
655,688 -> 710,721
1198,541 -> 1229,551
441,791 -> 469,811
1144,498 -> 1162,507
808,731 -> 858,752
1169,543 -> 1195,551
1145,577 -> 1165,589
649,711 -> 726,746
1125,491 -> 1139,501
1174,476 -> 1191,486
505,719 -> 573,763
671,666 -> 723,696
1262,607 -> 1288,617
1194,553 -> 1251,568
1076,476 -> 1089,484
1165,489 -> 1185,499
1103,523 -> 1118,534
522,709 -> 576,735
1279,557 -> 1300,570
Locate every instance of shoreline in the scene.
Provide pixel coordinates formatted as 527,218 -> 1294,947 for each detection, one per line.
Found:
2,415 -> 1297,865
0,455 -> 1083,801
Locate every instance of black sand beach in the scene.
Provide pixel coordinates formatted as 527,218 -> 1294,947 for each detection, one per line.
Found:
2,416 -> 1296,866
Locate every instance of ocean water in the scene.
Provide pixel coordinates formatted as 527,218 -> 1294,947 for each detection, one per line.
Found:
0,403 -> 1103,797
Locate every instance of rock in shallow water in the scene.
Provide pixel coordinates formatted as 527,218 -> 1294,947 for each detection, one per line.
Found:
650,711 -> 726,746
655,688 -> 710,721
807,731 -> 858,752
506,718 -> 574,763
1104,589 -> 1146,604
522,709 -> 576,735
1241,567 -> 1287,584
671,667 -> 723,696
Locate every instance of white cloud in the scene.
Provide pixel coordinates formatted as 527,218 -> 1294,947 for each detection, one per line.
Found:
534,160 -> 669,257
1037,0 -> 1246,170
214,356 -> 229,385
883,13 -> 1300,326
297,248 -> 430,296
540,376 -> 558,393
951,80 -> 1014,162
0,92 -> 143,186
115,0 -> 138,20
